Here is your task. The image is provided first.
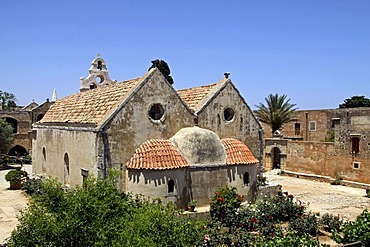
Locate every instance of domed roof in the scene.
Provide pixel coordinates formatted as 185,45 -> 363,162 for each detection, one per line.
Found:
127,139 -> 189,170
170,127 -> 226,165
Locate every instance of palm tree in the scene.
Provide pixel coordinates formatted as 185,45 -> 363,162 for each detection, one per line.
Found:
254,94 -> 297,134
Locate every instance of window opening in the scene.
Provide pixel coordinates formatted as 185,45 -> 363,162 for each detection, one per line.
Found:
352,137 -> 360,154
97,61 -> 102,70
243,172 -> 250,186
309,121 -> 316,131
64,153 -> 70,185
223,108 -> 235,122
36,114 -> 44,122
149,103 -> 165,120
353,162 -> 360,169
239,115 -> 243,131
294,123 -> 300,135
168,179 -> 175,193
3,117 -> 18,133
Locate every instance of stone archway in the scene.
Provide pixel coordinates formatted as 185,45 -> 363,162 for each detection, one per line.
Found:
272,147 -> 281,169
8,145 -> 28,156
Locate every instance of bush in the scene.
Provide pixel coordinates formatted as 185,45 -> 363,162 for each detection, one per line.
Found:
5,168 -> 28,185
22,177 -> 44,196
332,209 -> 370,246
23,154 -> 32,164
320,213 -> 343,233
210,186 -> 243,221
330,175 -> 343,185
289,213 -> 319,236
7,176 -> 206,247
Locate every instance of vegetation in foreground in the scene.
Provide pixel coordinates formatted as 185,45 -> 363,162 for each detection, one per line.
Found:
6,174 -> 370,246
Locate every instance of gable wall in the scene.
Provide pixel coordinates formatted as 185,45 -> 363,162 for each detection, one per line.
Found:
105,71 -> 194,189
197,83 -> 261,159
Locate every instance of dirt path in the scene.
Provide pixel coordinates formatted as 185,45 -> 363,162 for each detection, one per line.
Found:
265,170 -> 370,221
0,165 -> 31,244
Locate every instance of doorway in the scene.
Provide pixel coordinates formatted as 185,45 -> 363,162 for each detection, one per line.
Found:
272,147 -> 281,169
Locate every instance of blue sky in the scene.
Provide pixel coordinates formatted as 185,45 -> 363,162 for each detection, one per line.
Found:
1,0 -> 369,110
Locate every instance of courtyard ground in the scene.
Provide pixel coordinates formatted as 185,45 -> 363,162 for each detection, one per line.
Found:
1,166 -> 370,245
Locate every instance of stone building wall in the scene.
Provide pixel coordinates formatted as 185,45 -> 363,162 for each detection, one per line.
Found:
32,126 -> 98,187
285,140 -> 370,184
105,70 -> 194,190
197,82 -> 261,159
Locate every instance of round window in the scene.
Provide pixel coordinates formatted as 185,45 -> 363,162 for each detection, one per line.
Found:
223,108 -> 235,122
95,75 -> 104,84
149,103 -> 165,121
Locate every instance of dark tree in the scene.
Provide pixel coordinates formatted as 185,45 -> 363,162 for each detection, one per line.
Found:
148,59 -> 174,84
0,90 -> 17,110
339,95 -> 370,108
254,94 -> 298,134
0,118 -> 14,154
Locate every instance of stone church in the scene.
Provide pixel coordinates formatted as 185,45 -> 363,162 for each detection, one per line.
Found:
32,56 -> 262,208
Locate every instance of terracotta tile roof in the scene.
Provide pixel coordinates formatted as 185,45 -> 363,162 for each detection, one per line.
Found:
177,83 -> 219,112
221,138 -> 259,165
127,139 -> 189,170
40,78 -> 141,125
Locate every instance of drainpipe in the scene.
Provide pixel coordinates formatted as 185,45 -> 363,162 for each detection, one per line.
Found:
258,128 -> 264,176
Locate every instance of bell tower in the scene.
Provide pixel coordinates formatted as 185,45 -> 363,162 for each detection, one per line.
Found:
80,54 -> 117,92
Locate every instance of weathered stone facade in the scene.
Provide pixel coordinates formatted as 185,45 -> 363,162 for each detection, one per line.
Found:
0,100 -> 51,155
263,107 -> 370,184
32,56 -> 263,208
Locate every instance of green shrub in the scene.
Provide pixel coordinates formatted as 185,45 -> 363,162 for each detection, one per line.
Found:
320,213 -> 343,233
23,154 -> 32,164
5,168 -> 28,185
7,176 -> 206,247
289,213 -> 319,236
330,175 -> 343,185
22,177 -> 44,196
210,186 -> 243,221
332,209 -> 370,246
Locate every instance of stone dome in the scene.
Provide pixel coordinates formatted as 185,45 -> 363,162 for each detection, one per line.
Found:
170,127 -> 226,165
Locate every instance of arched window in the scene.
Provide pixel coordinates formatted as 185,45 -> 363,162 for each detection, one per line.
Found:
3,117 -> 18,133
243,172 -> 250,186
168,179 -> 175,193
64,153 -> 70,185
42,147 -> 46,173
36,114 -> 44,122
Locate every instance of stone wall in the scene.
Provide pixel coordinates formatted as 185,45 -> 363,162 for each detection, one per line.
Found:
197,82 -> 261,159
32,126 -> 98,187
285,140 -> 370,184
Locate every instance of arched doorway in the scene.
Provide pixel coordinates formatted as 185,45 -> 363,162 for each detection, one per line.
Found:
8,145 -> 28,156
272,147 -> 281,169
2,117 -> 18,133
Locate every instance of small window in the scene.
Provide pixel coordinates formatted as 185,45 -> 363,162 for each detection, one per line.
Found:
294,123 -> 301,135
149,103 -> 165,121
168,179 -> 175,193
353,162 -> 360,170
243,172 -> 250,186
352,137 -> 360,153
223,108 -> 235,122
42,147 -> 46,161
309,121 -> 316,131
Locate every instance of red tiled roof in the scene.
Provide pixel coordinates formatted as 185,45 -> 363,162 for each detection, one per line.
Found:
221,138 -> 259,165
40,78 -> 141,125
127,139 -> 189,170
177,83 -> 219,111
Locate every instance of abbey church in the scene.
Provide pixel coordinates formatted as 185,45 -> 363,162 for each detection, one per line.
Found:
32,56 -> 263,209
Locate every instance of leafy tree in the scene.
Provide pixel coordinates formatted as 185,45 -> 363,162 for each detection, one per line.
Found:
254,94 -> 297,134
339,95 -> 370,108
0,118 -> 14,154
148,59 -> 174,84
0,90 -> 17,110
